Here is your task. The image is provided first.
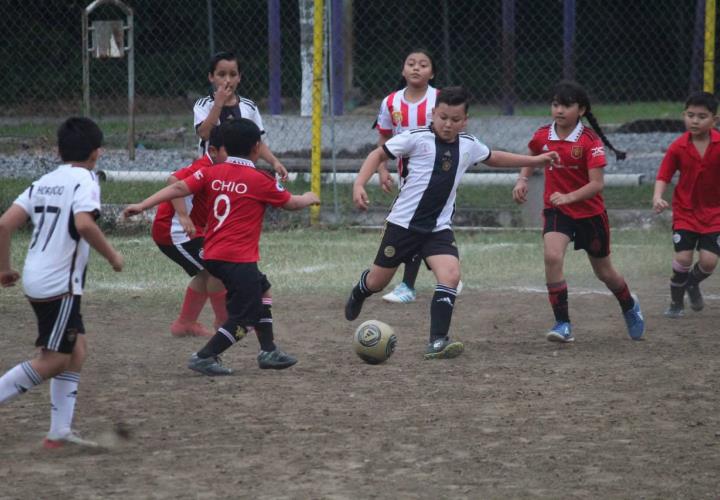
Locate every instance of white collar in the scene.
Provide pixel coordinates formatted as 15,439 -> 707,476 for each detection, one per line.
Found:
226,156 -> 256,168
400,85 -> 433,104
549,120 -> 584,142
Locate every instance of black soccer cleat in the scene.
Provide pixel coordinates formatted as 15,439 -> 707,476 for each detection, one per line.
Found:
686,284 -> 704,312
257,348 -> 297,370
344,290 -> 366,321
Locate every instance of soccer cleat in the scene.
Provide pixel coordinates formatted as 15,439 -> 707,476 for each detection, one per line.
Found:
663,301 -> 684,319
686,284 -> 704,312
171,320 -> 212,338
623,296 -> 645,340
43,430 -> 99,450
257,349 -> 298,370
546,321 -> 574,343
423,337 -> 464,360
382,282 -> 417,304
345,291 -> 366,321
188,353 -> 233,376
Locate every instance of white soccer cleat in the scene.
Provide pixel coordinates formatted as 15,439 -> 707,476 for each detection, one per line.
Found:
382,282 -> 417,303
43,430 -> 100,449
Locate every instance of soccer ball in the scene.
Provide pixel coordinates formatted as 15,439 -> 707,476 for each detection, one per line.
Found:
353,320 -> 397,365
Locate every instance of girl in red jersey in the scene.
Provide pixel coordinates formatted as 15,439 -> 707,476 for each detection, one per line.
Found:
152,127 -> 227,337
653,91 -> 720,318
374,49 -> 457,304
512,81 -> 644,343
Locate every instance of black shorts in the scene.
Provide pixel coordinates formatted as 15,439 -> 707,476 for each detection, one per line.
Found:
29,295 -> 85,354
373,222 -> 459,268
672,229 -> 720,255
543,208 -> 610,258
204,260 -> 271,330
157,238 -> 204,276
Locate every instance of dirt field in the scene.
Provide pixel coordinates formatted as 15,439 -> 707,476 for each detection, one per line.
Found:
1,278 -> 719,499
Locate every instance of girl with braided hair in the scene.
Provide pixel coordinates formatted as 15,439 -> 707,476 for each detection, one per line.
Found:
512,80 -> 644,343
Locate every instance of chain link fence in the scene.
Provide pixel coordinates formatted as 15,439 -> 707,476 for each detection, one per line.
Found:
0,0 -> 714,226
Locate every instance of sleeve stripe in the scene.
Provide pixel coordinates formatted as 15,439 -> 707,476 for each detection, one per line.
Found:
382,144 -> 396,160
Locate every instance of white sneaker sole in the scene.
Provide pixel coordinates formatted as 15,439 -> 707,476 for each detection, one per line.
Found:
546,332 -> 574,343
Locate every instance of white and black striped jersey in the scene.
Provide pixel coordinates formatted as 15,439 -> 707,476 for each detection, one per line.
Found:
383,128 -> 491,233
14,165 -> 101,299
193,94 -> 265,155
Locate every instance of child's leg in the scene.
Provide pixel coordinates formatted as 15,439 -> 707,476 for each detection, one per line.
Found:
668,250 -> 693,309
345,265 -> 398,320
173,272 -> 210,332
588,255 -> 635,311
254,275 -> 275,352
686,249 -> 718,311
588,254 -> 645,340
425,254 -> 460,343
402,257 -> 421,289
544,232 -> 571,324
48,335 -> 86,437
206,274 -> 228,329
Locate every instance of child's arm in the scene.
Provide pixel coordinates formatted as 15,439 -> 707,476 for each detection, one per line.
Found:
167,174 -> 195,237
123,182 -> 193,218
74,212 -> 123,272
512,150 -> 537,205
197,82 -> 233,141
258,142 -> 288,181
0,205 -> 28,287
549,168 -> 604,207
483,150 -> 559,169
282,192 -> 320,211
376,135 -> 395,193
353,147 -> 390,211
652,180 -> 670,214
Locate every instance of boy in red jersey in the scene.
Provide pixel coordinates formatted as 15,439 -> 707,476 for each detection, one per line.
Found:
653,91 -> 720,318
513,81 -> 644,343
152,126 -> 228,337
124,119 -> 319,375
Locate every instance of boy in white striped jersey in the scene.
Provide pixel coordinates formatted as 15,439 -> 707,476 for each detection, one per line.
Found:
0,117 -> 123,448
345,87 -> 558,359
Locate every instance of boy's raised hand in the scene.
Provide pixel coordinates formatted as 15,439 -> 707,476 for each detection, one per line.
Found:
122,204 -> 144,218
214,80 -> 234,105
272,160 -> 288,181
0,269 -> 20,287
536,151 -> 560,167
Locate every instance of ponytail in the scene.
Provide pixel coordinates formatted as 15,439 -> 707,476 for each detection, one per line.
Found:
552,80 -> 626,161
584,111 -> 626,161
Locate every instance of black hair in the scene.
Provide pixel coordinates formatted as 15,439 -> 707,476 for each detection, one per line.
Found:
371,48 -> 437,130
392,48 -> 436,91
685,91 -> 718,114
551,80 -> 626,160
208,51 -> 239,74
208,126 -> 223,149
436,86 -> 469,113
219,118 -> 261,157
57,117 -> 103,162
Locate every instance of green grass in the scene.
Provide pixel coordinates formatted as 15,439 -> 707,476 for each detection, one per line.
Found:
0,177 -> 666,216
4,228 -> 672,298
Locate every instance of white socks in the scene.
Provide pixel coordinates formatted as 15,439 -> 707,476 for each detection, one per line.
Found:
0,362 -> 42,404
48,372 -> 80,438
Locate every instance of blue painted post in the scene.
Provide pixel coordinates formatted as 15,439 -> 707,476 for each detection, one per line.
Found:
501,0 -> 515,115
268,0 -> 282,115
563,0 -> 576,80
331,0 -> 344,115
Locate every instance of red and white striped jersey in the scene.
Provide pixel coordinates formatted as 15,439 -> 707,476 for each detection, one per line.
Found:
152,154 -> 213,246
376,85 -> 438,137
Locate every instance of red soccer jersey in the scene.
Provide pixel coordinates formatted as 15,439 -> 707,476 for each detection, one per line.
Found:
529,121 -> 607,219
152,154 -> 213,246
656,129 -> 720,233
183,156 -> 291,263
375,86 -> 439,137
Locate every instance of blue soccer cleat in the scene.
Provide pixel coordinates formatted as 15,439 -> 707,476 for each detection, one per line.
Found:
546,321 -> 574,343
623,296 -> 645,340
